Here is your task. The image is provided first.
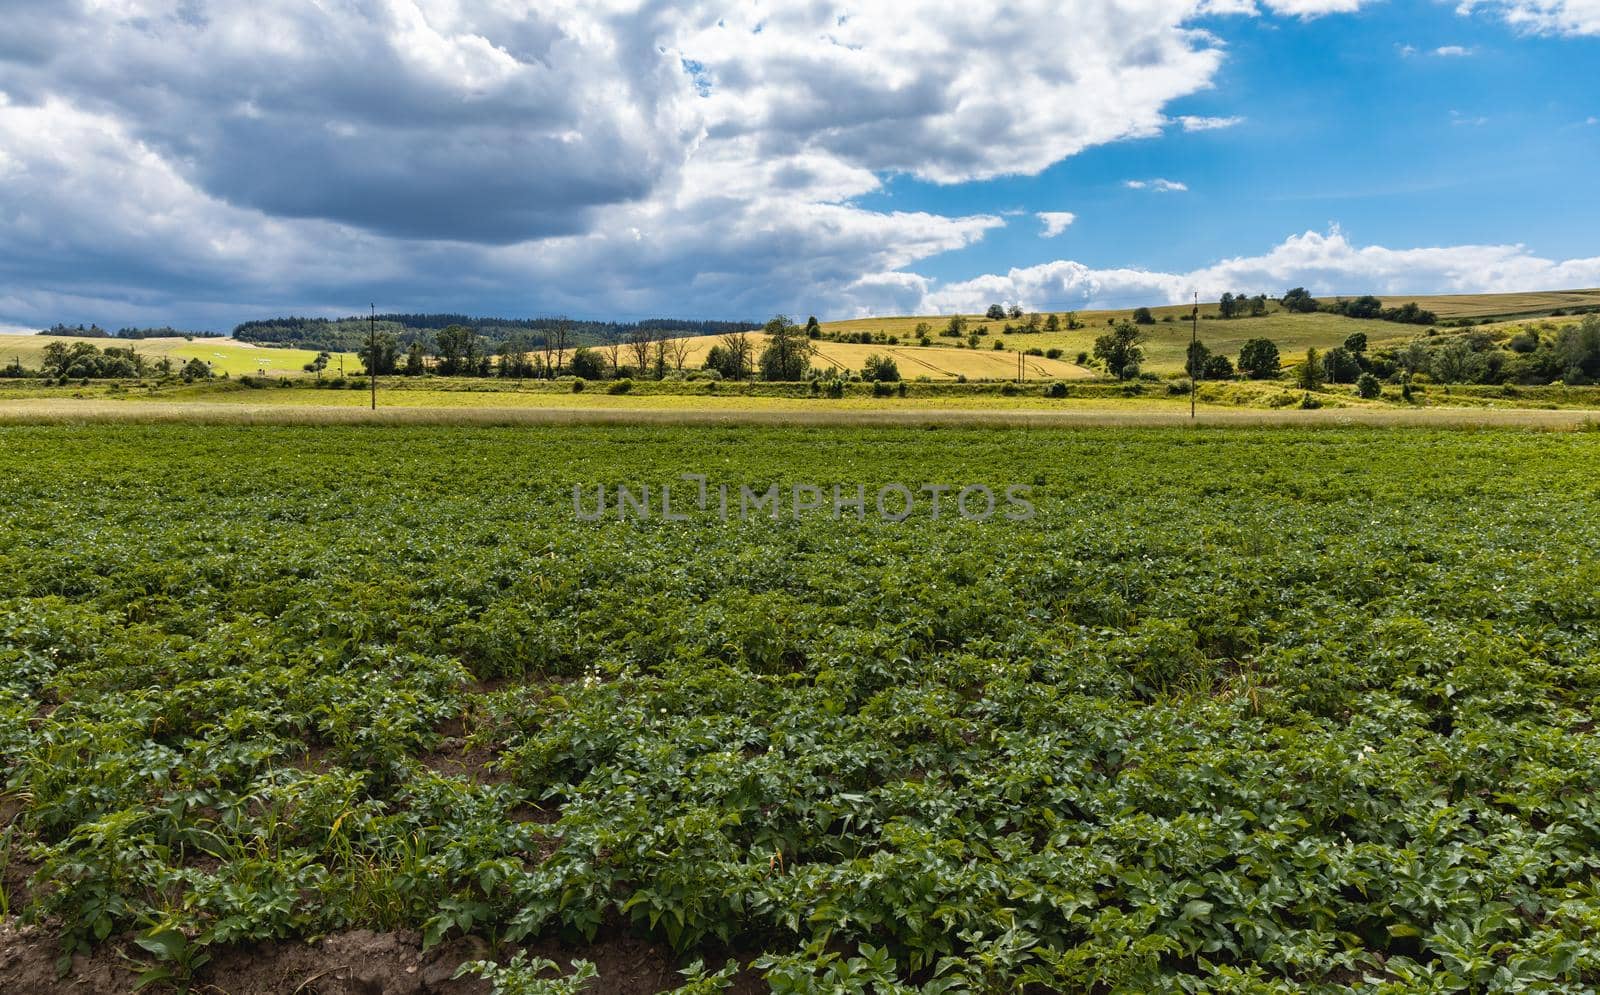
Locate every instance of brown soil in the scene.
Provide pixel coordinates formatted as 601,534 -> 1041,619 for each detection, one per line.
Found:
0,924 -> 715,995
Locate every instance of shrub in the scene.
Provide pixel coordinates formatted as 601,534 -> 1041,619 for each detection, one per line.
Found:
608,378 -> 634,394
569,348 -> 606,380
872,380 -> 895,397
1045,381 -> 1069,398
1299,392 -> 1322,409
1356,372 -> 1381,399
824,378 -> 846,398
1045,348 -> 1063,360
861,354 -> 901,382
571,378 -> 586,393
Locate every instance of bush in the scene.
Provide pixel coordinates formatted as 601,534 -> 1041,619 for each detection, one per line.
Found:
1356,372 -> 1381,399
571,378 -> 586,393
608,378 -> 634,394
1132,307 -> 1155,325
861,354 -> 901,382
1298,392 -> 1322,409
1045,348 -> 1063,359
824,378 -> 846,398
871,380 -> 895,397
1045,381 -> 1068,398
1001,383 -> 1020,396
569,347 -> 606,380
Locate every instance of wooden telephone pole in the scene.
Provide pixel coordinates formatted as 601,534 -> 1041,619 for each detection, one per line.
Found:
1190,291 -> 1198,420
368,303 -> 377,411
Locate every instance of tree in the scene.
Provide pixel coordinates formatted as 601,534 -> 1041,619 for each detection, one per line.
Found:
759,315 -> 810,381
570,347 -> 606,380
359,332 -> 399,375
601,327 -> 626,376
1323,346 -> 1360,384
404,342 -> 425,376
1297,348 -> 1325,390
1238,338 -> 1281,379
1008,305 -> 1024,320
1218,293 -> 1236,319
944,315 -> 968,339
1044,313 -> 1061,333
1343,331 -> 1369,356
1431,339 -> 1486,383
628,325 -> 658,377
1132,307 -> 1155,325
861,354 -> 901,382
1185,340 -> 1212,379
435,324 -> 474,375
1356,372 -> 1382,398
1249,295 -> 1269,317
986,304 -> 1007,320
1093,321 -> 1145,380
665,335 -> 694,373
181,357 -> 213,381
302,351 -> 329,379
1281,287 -> 1319,313
552,320 -> 572,376
804,316 -> 822,339
715,329 -> 754,380
1204,354 -> 1235,380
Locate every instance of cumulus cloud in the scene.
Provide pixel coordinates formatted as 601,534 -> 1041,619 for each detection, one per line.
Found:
912,229 -> 1600,314
1037,212 -> 1079,237
1126,178 -> 1191,192
1434,44 -> 1477,55
1456,1 -> 1600,36
0,0 -> 1289,327
0,0 -> 1577,330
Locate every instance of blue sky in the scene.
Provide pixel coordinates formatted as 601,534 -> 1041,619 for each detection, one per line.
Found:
872,3 -> 1600,292
0,1 -> 1597,330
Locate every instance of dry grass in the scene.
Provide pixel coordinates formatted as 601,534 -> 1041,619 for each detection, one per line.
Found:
667,333 -> 1091,380
2,397 -> 1595,431
1374,290 -> 1600,319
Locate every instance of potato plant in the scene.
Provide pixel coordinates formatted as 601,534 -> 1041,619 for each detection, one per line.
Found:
2,423 -> 1600,992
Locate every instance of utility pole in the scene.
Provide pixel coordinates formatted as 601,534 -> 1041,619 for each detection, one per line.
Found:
1191,291 -> 1198,420
369,303 -> 377,410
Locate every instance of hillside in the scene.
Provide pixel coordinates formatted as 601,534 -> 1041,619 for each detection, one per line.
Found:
0,334 -> 361,378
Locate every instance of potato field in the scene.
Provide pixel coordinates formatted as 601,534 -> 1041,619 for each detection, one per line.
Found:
3,424 -> 1600,993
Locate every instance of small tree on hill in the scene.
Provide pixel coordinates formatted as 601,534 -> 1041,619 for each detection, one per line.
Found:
1093,321 -> 1145,380
1132,307 -> 1155,325
1297,348 -> 1325,390
1238,338 -> 1281,379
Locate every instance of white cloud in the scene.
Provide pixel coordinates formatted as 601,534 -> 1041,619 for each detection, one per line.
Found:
1434,44 -> 1477,55
1257,0 -> 1376,16
1450,110 -> 1490,126
1456,1 -> 1600,36
1037,212 -> 1079,237
1126,178 -> 1191,192
1587,116 -> 1599,125
1398,43 -> 1420,56
911,228 -> 1600,314
1175,114 -> 1245,131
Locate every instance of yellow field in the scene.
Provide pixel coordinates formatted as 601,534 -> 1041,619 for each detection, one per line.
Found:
0,334 -> 361,377
1374,290 -> 1600,319
672,334 -> 1093,380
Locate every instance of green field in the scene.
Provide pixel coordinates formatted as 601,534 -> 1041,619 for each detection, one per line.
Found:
4,424 -> 1600,992
0,334 -> 362,378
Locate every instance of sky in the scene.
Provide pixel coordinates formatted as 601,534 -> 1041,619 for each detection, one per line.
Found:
0,0 -> 1598,332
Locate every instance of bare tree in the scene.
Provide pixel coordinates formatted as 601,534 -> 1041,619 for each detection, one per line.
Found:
602,328 -> 625,376
539,329 -> 555,379
717,329 -> 753,380
627,325 -> 656,375
665,333 -> 694,372
553,320 -> 571,376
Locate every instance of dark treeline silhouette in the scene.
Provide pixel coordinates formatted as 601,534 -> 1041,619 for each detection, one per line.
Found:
35,323 -> 221,339
234,314 -> 756,353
